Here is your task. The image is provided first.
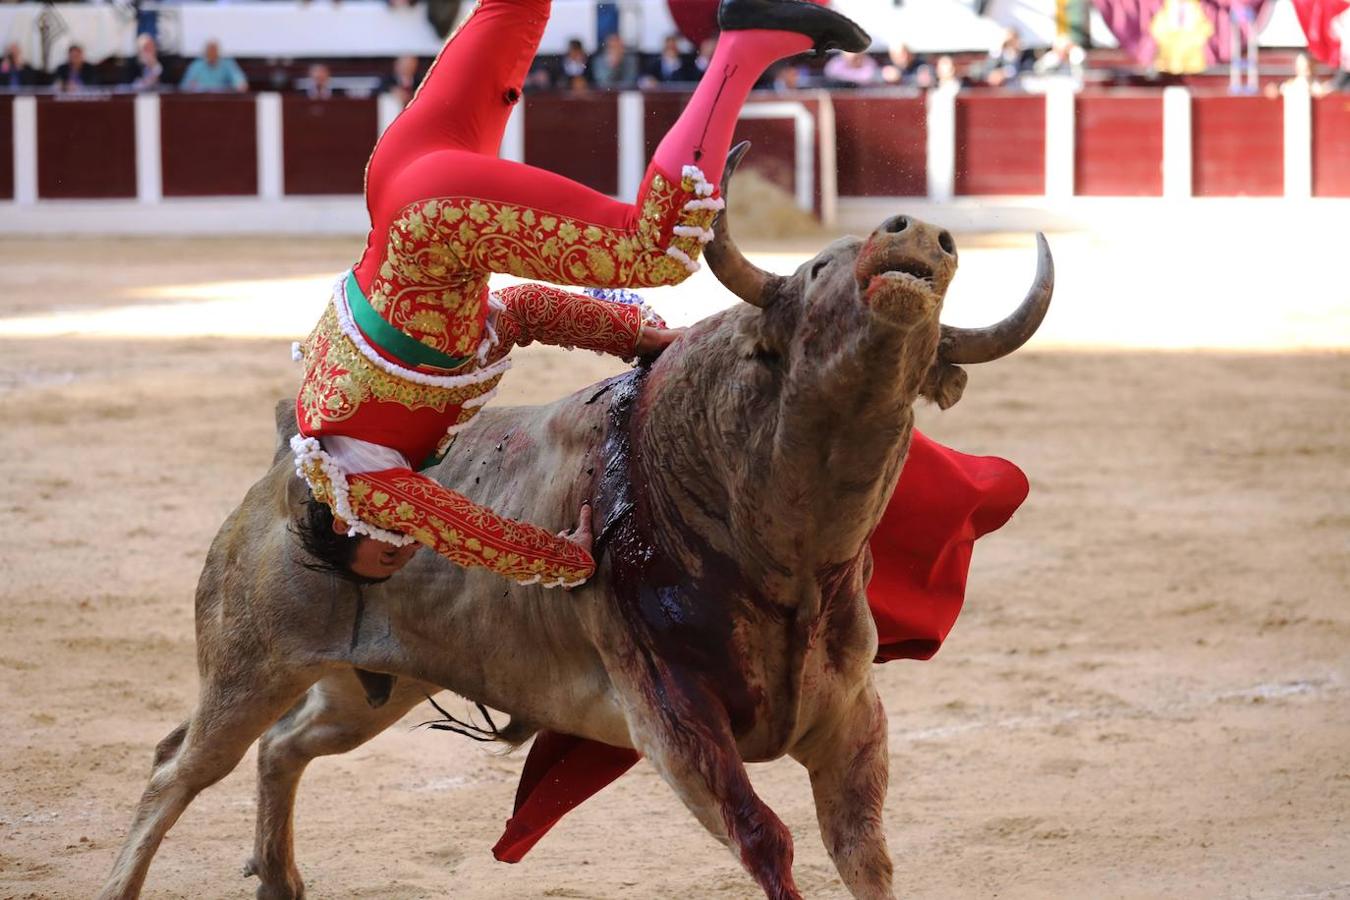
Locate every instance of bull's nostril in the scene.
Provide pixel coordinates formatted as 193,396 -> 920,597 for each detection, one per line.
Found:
938,230 -> 955,255
884,215 -> 909,234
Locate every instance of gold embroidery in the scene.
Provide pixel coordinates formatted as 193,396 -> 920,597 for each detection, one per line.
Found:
297,304 -> 504,427
348,469 -> 594,586
366,170 -> 717,356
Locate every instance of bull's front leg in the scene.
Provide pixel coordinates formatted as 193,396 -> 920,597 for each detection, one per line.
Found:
617,668 -> 801,900
791,682 -> 895,900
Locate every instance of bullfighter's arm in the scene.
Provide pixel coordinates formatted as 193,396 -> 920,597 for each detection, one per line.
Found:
489,283 -> 644,360
344,467 -> 594,588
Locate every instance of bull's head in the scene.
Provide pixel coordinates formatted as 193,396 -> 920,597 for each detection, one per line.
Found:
704,143 -> 1052,413
639,144 -> 1051,572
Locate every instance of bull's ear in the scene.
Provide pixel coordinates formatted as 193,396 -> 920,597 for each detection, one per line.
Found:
921,362 -> 967,410
733,306 -> 788,363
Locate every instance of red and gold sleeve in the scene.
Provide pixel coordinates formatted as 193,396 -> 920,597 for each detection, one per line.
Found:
346,468 -> 594,588
493,283 -> 644,359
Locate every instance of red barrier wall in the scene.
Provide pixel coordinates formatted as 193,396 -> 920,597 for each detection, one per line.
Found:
1191,95 -> 1283,197
282,97 -> 376,195
833,94 -> 926,197
0,97 -> 12,201
641,92 -> 813,205
37,97 -> 136,199
526,93 -> 618,197
955,93 -> 1046,196
1311,94 -> 1350,198
161,96 -> 258,197
1074,93 -> 1163,196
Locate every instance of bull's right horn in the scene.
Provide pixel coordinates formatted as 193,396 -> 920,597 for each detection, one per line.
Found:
938,232 -> 1054,365
704,142 -> 784,309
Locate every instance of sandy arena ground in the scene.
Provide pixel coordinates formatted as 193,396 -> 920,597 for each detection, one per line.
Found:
0,228 -> 1347,899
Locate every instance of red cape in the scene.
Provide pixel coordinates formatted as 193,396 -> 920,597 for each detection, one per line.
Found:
491,430 -> 1028,862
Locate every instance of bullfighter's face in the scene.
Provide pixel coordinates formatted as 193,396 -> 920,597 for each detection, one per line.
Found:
337,524 -> 421,581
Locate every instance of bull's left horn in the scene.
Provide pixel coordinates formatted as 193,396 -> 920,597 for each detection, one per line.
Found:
704,142 -> 784,309
939,232 -> 1054,365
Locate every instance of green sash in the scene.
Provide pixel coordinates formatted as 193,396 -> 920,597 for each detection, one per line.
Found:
344,271 -> 472,372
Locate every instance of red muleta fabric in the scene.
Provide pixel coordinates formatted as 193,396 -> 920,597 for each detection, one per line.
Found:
491,430 -> 1029,862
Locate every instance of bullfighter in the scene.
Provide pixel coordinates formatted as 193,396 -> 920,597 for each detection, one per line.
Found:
290,0 -> 871,586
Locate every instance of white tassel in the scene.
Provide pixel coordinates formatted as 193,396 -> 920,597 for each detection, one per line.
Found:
665,245 -> 700,274
683,197 -> 725,213
289,434 -> 417,547
291,341 -> 304,362
672,225 -> 715,244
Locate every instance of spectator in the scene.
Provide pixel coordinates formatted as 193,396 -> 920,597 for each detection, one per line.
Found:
979,28 -> 1034,87
382,54 -> 422,106
692,36 -> 717,79
306,63 -> 338,99
934,55 -> 961,91
559,37 -> 592,92
1264,52 -> 1330,98
640,33 -> 698,87
180,40 -> 248,94
882,43 -> 931,87
822,51 -> 879,86
1,42 -> 42,90
591,33 -> 638,89
54,44 -> 99,93
1033,34 -> 1085,76
125,34 -> 163,91
771,61 -> 808,92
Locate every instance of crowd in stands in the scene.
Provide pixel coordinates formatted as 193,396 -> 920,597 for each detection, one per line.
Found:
2,24 -> 1347,100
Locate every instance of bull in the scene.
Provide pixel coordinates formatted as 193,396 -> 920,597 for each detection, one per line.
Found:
97,146 -> 1052,900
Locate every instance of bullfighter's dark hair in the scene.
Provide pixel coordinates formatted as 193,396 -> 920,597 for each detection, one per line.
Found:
291,494 -> 381,584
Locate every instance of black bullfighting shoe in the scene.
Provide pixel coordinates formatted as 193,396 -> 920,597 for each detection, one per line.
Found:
718,0 -> 872,55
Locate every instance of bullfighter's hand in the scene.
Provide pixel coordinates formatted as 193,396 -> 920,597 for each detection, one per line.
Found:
635,326 -> 685,358
559,501 -> 594,558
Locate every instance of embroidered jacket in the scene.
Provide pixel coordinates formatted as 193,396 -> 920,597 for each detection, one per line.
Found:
292,277 -> 648,588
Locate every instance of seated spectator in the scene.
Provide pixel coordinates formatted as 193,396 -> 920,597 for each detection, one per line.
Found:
382,54 -> 422,106
591,33 -> 638,90
934,54 -> 962,91
771,61 -> 808,92
1033,34 -> 1085,76
979,28 -> 1035,87
640,34 -> 698,87
1,42 -> 43,90
692,36 -> 717,80
180,40 -> 247,94
54,44 -> 99,93
125,34 -> 163,92
306,63 -> 338,99
1263,52 -> 1330,98
559,37 -> 592,92
882,43 -> 932,87
823,51 -> 879,86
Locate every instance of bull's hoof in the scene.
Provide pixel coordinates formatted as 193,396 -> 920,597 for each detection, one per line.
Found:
245,856 -> 305,900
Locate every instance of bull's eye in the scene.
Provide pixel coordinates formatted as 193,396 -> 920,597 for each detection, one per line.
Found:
810,260 -> 830,280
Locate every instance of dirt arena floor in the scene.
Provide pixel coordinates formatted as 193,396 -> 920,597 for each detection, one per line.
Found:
1,232 -> 1347,899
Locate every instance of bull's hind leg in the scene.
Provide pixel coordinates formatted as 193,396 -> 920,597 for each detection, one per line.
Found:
247,671 -> 432,900
621,680 -> 801,900
791,684 -> 895,900
96,664 -> 321,900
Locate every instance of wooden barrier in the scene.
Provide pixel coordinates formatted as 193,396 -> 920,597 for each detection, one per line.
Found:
1074,93 -> 1164,196
37,96 -> 136,199
161,95 -> 258,197
526,92 -> 619,198
1191,95 -> 1284,197
955,93 -> 1046,196
281,97 -> 377,195
1311,95 -> 1350,198
833,94 -> 926,197
0,96 -> 12,201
